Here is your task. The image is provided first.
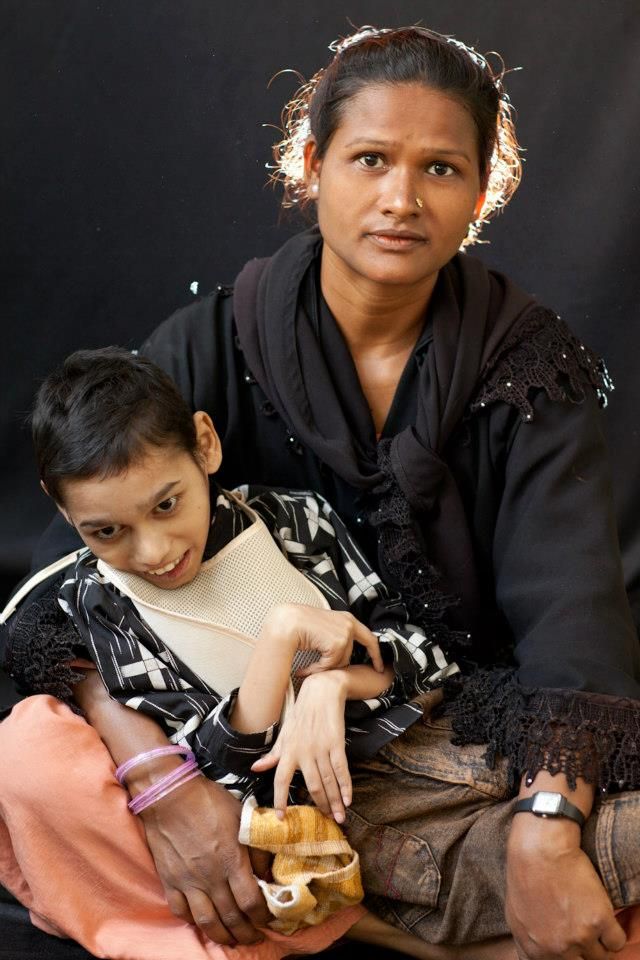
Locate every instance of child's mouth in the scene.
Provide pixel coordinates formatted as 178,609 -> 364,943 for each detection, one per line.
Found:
147,550 -> 190,581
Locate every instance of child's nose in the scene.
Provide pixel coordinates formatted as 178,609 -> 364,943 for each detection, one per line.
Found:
132,532 -> 173,570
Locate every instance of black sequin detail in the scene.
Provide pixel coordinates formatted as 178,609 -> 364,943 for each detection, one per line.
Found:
470,308 -> 613,420
445,668 -> 640,793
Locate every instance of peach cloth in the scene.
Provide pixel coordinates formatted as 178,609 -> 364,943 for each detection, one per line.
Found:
0,696 -> 364,960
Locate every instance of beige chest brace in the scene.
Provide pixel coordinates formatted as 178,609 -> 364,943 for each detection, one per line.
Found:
96,496 -> 328,700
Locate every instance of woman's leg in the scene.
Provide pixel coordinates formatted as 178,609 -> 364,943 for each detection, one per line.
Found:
0,696 -> 361,960
345,714 -> 515,946
345,713 -> 640,949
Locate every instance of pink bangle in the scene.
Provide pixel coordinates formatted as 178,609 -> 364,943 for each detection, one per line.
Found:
128,757 -> 197,805
115,745 -> 194,785
128,759 -> 202,815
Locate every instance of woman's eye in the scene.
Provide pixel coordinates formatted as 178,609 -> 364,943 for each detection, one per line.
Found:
155,496 -> 178,514
428,161 -> 455,177
95,525 -> 121,541
357,153 -> 384,169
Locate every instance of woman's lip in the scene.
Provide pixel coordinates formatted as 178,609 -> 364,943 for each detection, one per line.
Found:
367,232 -> 426,250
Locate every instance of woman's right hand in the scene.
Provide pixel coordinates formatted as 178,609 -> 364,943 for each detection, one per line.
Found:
262,603 -> 384,675
138,771 -> 271,946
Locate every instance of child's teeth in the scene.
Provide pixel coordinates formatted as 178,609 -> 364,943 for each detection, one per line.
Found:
150,556 -> 181,575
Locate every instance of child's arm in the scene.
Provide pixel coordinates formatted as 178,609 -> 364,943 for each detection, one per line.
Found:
246,489 -> 458,706
251,662 -> 394,823
229,603 -> 386,733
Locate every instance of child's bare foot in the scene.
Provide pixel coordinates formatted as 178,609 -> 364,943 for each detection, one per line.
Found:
345,912 -> 517,960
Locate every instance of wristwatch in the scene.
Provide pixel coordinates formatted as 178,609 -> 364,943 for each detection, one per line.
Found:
514,791 -> 586,827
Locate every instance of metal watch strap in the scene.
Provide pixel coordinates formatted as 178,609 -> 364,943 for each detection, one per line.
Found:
513,791 -> 586,827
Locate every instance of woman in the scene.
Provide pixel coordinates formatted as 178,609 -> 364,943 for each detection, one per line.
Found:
3,24 -> 640,960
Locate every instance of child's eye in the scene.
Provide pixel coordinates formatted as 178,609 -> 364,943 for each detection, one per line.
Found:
155,496 -> 178,514
95,525 -> 122,541
427,161 -> 455,177
357,153 -> 384,169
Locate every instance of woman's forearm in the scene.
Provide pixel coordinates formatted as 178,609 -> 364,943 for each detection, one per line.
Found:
73,669 -> 181,794
510,769 -> 595,852
517,770 -> 594,816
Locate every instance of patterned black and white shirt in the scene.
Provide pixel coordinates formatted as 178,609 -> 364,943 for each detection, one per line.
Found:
59,485 -> 457,801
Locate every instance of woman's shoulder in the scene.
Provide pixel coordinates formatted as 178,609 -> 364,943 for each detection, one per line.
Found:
138,284 -> 239,409
140,283 -> 235,358
471,305 -> 613,425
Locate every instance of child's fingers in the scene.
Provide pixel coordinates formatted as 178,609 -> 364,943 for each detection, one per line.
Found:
272,757 -> 297,818
330,747 -> 352,809
251,748 -> 280,772
303,758 -> 344,822
314,755 -> 345,823
353,624 -> 384,672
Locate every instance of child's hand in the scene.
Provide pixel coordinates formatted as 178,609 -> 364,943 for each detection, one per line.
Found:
261,604 -> 384,675
251,671 -> 351,823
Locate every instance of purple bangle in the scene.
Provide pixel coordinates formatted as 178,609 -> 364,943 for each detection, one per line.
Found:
128,760 -> 202,815
127,758 -> 198,812
115,745 -> 194,785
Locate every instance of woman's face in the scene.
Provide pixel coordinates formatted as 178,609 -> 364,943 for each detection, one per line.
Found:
306,83 -> 484,292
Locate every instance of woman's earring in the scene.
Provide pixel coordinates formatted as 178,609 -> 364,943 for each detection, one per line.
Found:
309,183 -> 319,198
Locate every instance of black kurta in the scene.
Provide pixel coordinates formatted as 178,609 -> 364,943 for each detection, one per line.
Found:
135,274 -> 640,791
10,249 -> 640,792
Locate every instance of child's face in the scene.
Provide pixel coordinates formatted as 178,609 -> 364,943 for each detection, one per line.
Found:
58,414 -> 221,590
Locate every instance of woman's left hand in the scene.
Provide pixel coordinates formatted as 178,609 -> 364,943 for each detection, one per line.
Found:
506,815 -> 626,960
251,671 -> 351,824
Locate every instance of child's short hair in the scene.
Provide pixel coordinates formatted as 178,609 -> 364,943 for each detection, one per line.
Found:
32,347 -> 198,504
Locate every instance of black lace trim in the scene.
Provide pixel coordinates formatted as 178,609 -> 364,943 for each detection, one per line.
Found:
445,668 -> 640,793
367,310 -> 613,662
470,308 -> 614,421
369,440 -> 472,656
6,583 -> 85,707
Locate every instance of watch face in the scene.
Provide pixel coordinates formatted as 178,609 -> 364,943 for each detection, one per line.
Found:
533,792 -> 563,815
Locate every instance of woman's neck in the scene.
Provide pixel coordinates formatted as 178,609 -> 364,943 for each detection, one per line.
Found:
320,248 -> 437,355
320,249 -> 438,434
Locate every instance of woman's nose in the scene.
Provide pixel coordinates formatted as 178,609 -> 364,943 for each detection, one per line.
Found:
379,167 -> 420,219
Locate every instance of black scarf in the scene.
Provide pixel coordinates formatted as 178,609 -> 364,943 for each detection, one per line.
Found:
234,227 -> 556,640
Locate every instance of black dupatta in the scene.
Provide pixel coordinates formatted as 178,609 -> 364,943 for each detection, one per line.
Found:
234,227 -> 537,641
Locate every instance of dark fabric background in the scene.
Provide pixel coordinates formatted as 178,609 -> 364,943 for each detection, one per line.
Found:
2,0 -> 639,612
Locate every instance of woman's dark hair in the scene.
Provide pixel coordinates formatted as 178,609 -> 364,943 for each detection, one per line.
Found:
32,347 -> 198,504
271,25 -> 521,245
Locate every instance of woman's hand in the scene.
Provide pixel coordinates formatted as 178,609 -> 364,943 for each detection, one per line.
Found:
506,814 -> 626,960
139,772 -> 271,946
262,603 -> 384,675
74,671 -> 270,946
251,670 -> 351,823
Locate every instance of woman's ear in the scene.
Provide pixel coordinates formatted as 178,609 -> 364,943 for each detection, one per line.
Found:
473,192 -> 487,220
303,137 -> 321,200
193,412 -> 222,475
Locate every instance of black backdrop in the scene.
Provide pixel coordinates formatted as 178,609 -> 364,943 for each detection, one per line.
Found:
3,0 -> 640,615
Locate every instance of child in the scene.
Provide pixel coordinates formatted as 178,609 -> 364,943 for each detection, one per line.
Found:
2,346 -> 465,960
